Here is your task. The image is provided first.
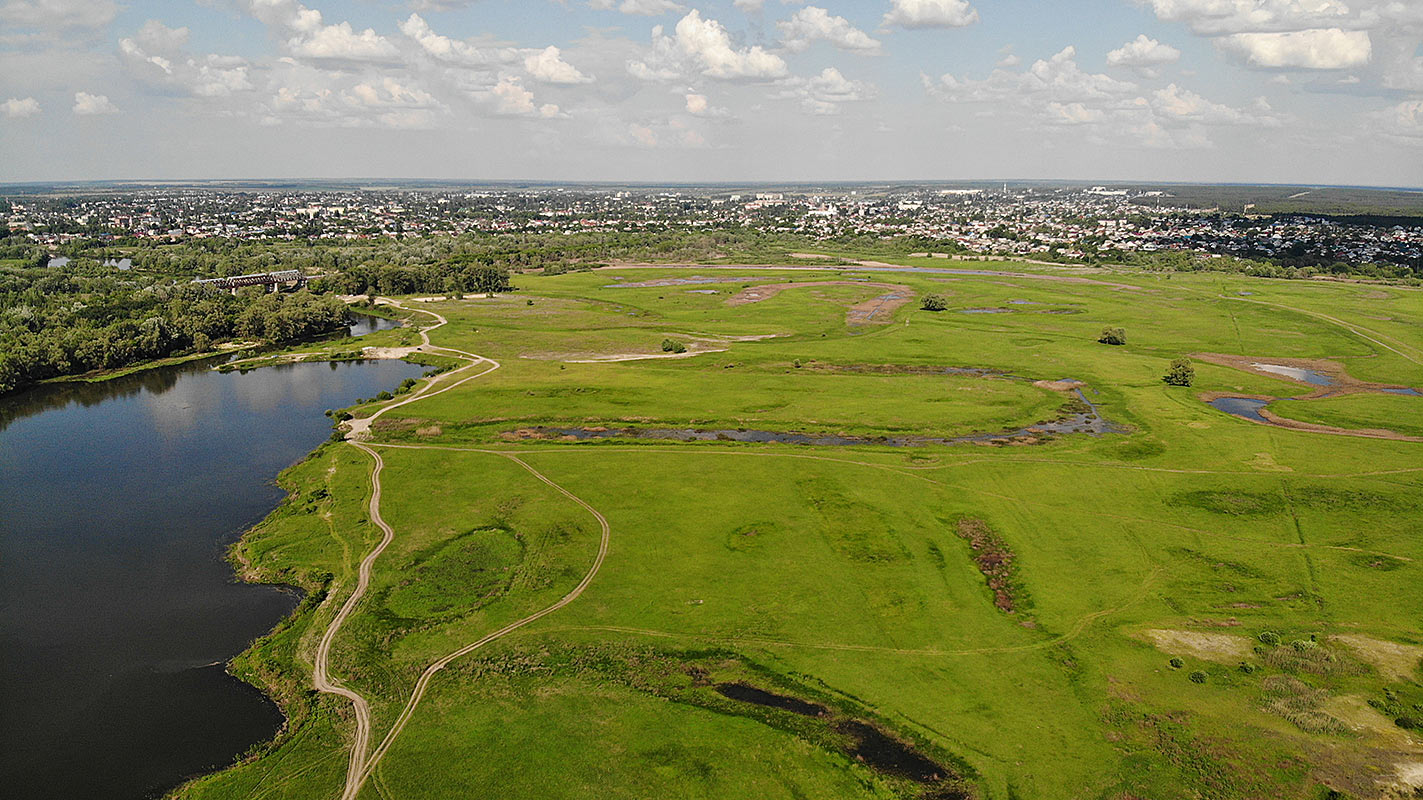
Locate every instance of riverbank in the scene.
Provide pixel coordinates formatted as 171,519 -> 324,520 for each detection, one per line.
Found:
0,356 -> 429,800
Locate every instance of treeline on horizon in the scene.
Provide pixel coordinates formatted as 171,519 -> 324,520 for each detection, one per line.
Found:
1,224 -> 1417,396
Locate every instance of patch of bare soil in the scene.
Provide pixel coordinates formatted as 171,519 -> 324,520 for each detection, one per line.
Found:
1325,696 -> 1422,749
723,280 -> 914,324
1194,353 -> 1419,397
955,518 -> 1027,615
1383,762 -> 1423,797
1033,379 -> 1085,392
1333,635 -> 1423,682
1141,629 -> 1252,663
361,345 -> 423,359
847,287 -> 915,324
1258,408 -> 1423,442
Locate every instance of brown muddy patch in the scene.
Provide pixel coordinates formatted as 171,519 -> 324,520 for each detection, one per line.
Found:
955,518 -> 1027,615
724,280 -> 914,324
848,287 -> 916,324
1194,353 -> 1420,398
1199,391 -> 1423,442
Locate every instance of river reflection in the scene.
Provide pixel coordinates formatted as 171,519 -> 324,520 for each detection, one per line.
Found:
0,356 -> 425,800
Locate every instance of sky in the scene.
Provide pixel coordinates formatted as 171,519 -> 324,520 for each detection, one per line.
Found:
1,0 -> 1420,186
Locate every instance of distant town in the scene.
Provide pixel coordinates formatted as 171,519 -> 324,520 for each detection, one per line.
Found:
4,184 -> 1422,277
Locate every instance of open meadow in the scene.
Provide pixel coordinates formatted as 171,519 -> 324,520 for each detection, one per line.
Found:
181,259 -> 1423,800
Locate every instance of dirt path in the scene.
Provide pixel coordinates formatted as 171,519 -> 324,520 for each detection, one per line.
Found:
312,299 -> 612,800
316,440 -> 389,800
353,450 -> 611,790
312,298 -> 501,800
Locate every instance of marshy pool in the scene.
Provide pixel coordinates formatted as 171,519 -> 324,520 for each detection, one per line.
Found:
1208,396 -> 1271,423
1249,363 -> 1333,386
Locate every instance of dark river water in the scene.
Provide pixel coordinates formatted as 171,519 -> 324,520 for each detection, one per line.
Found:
0,333 -> 423,799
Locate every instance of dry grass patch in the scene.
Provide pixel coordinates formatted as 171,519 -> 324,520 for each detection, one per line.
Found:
1142,629 -> 1253,663
1334,635 -> 1423,683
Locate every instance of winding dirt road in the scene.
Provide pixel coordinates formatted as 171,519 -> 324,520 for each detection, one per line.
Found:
312,298 -> 612,800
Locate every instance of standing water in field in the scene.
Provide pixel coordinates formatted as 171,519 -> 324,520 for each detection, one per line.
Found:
0,356 -> 427,800
1209,397 -> 1271,423
1249,363 -> 1334,386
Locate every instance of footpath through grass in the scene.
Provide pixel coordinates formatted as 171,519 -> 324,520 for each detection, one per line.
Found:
179,264 -> 1423,800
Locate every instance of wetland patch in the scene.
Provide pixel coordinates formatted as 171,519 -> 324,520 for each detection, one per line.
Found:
503,388 -> 1121,448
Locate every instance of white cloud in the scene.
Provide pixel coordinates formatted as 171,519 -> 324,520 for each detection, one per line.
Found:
1217,28 -> 1371,68
1134,0 -> 1354,36
289,21 -> 400,63
119,20 -> 253,98
1107,34 -> 1182,67
490,76 -> 561,117
0,0 -> 117,30
241,0 -> 399,65
627,122 -> 658,146
684,92 -> 727,116
400,13 -> 517,67
1374,98 -> 1423,142
925,45 -> 1274,148
524,45 -> 594,84
778,7 -> 881,53
1151,82 -> 1258,123
778,66 -> 876,114
260,59 -> 444,129
881,0 -> 979,30
72,91 -> 117,115
589,0 -> 686,15
629,10 -> 789,81
1,96 -> 40,117
1046,101 -> 1104,124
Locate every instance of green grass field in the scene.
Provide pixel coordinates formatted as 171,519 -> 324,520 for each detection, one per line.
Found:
179,261 -> 1423,800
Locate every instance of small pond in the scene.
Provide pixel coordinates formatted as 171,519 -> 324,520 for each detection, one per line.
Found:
1209,396 -> 1271,423
1250,363 -> 1333,386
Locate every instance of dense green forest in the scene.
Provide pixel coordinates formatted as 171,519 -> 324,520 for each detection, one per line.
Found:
0,261 -> 349,395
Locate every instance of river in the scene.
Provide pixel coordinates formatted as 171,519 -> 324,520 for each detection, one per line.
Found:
0,315 -> 422,799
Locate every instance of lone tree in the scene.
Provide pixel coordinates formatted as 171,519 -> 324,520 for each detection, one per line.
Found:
921,294 -> 948,312
1098,327 -> 1127,346
1163,357 -> 1195,387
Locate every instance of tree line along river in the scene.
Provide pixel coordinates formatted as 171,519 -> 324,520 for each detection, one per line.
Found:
0,314 -> 424,800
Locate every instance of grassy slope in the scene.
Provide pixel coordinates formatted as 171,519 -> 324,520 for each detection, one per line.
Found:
178,264 -> 1423,800
1271,393 -> 1423,439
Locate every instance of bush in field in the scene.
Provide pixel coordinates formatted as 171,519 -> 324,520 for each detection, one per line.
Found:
375,390 -> 393,401
661,339 -> 687,353
1258,631 -> 1281,647
1098,327 -> 1127,346
1163,357 -> 1195,386
1169,657 -> 1184,669
1188,671 -> 1208,684
921,294 -> 948,312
